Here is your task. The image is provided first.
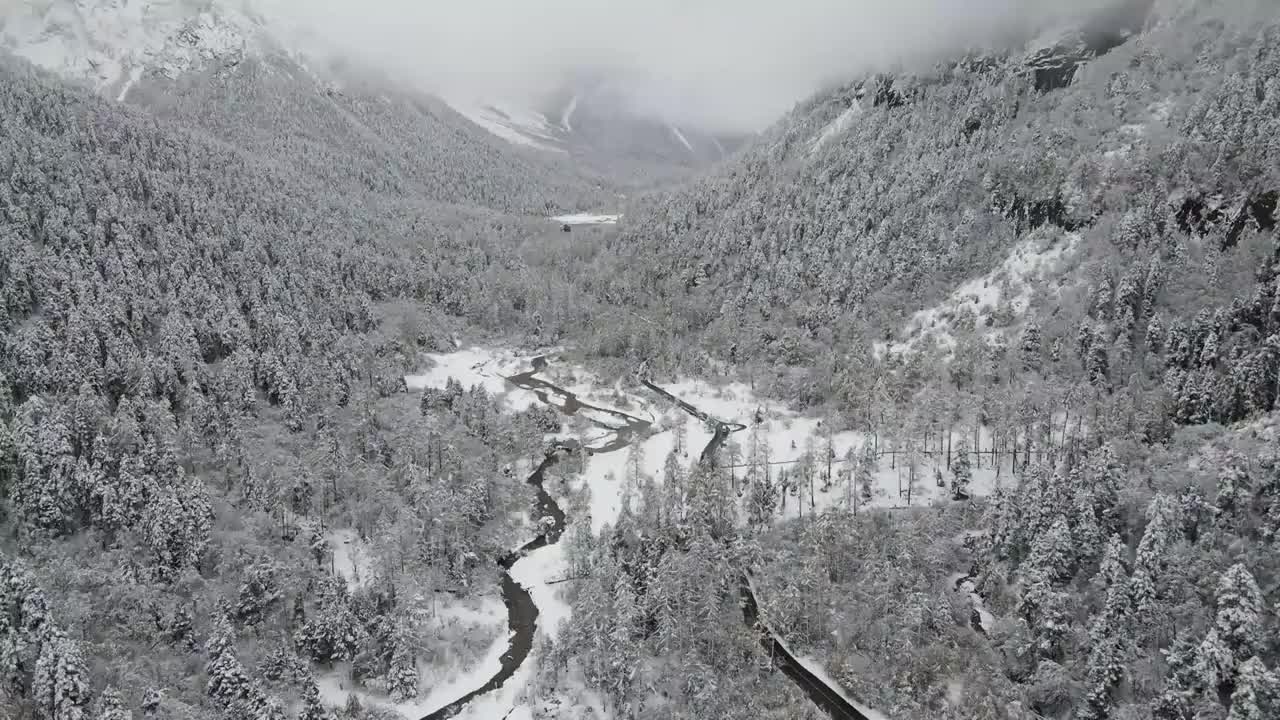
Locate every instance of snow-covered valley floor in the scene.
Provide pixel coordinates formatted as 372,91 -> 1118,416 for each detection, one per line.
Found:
341,345 -> 1014,718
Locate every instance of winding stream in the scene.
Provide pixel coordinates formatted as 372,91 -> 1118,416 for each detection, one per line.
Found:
421,358 -> 649,720
420,359 -> 868,720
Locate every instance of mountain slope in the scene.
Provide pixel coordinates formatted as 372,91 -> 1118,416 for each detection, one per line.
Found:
590,0 -> 1280,411
1,0 -> 613,213
445,78 -> 751,188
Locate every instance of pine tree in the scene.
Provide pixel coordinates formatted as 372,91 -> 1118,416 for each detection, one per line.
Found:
607,571 -> 641,702
1077,536 -> 1132,720
1227,657 -> 1276,720
342,693 -> 362,719
1148,313 -> 1166,353
1072,487 -> 1103,562
387,626 -> 418,703
31,627 -> 92,720
856,442 -> 875,501
205,614 -> 250,706
295,578 -> 366,663
1027,518 -> 1074,585
951,438 -> 972,500
1212,564 -> 1265,669
139,689 -> 162,718
299,674 -> 333,720
1131,495 -> 1177,623
1154,630 -> 1201,720
747,469 -> 777,527
1020,319 -> 1043,372
93,687 -> 133,720
1216,453 -> 1252,518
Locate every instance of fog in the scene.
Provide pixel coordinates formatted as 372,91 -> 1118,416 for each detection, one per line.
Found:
258,0 -> 1118,133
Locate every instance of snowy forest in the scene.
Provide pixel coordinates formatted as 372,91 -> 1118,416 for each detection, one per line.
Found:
3,0 -> 1280,719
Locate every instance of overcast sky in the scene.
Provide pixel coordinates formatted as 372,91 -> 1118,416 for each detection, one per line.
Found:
257,0 -> 1116,133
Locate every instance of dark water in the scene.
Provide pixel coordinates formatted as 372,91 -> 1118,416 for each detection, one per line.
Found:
422,362 -> 867,720
645,377 -> 869,720
420,360 -> 649,720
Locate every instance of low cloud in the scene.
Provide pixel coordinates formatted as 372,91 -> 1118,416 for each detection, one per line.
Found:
258,0 -> 1118,133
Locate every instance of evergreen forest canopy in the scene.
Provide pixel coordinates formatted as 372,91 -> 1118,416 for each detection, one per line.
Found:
2,0 -> 1280,719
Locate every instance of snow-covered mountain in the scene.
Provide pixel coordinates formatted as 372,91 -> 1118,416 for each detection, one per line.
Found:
0,0 -> 317,101
443,77 -> 750,187
1,1 -> 744,187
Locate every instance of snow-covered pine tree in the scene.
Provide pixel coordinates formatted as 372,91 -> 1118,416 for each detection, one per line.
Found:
387,626 -> 419,703
951,438 -> 972,500
31,626 -> 92,720
299,673 -> 333,720
93,686 -> 132,720
205,613 -> 250,707
1076,535 -> 1133,720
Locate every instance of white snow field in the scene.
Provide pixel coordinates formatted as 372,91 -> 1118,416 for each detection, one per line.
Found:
326,528 -> 372,591
550,213 -> 622,225
811,102 -> 864,153
877,231 -> 1081,358
443,96 -> 565,152
405,346 -> 545,412
387,347 -> 1017,718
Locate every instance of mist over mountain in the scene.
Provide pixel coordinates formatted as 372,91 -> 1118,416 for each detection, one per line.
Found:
254,0 -> 1123,133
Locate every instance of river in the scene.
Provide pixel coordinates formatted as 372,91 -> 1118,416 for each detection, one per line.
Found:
419,358 -> 869,720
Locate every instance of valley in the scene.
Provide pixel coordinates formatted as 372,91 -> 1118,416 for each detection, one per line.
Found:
1,1 -> 1279,720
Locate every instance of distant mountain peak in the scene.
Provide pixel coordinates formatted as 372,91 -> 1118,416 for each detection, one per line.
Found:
0,0 -> 310,99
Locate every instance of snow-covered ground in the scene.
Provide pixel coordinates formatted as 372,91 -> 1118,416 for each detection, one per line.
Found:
669,124 -> 694,153
643,378 -> 1004,519
877,232 -> 1080,358
560,93 -> 579,132
811,102 -> 863,152
550,213 -> 622,226
444,96 -> 565,152
405,346 -> 545,412
318,625 -> 513,718
327,528 -> 372,590
317,590 -> 509,713
410,348 -> 1008,531
396,347 -> 1013,719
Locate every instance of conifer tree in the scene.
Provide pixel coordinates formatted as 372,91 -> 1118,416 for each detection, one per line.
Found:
205,614 -> 250,707
387,626 -> 419,703
93,686 -> 132,720
31,627 -> 92,720
951,438 -> 972,500
299,674 -> 333,720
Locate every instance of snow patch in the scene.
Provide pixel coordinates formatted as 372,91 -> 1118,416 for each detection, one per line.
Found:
445,96 -> 564,152
405,347 -> 542,412
318,628 -> 513,719
550,213 -> 621,226
327,528 -> 372,590
115,64 -> 143,101
560,93 -> 579,132
878,232 -> 1080,358
669,124 -> 694,153
811,102 -> 863,153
